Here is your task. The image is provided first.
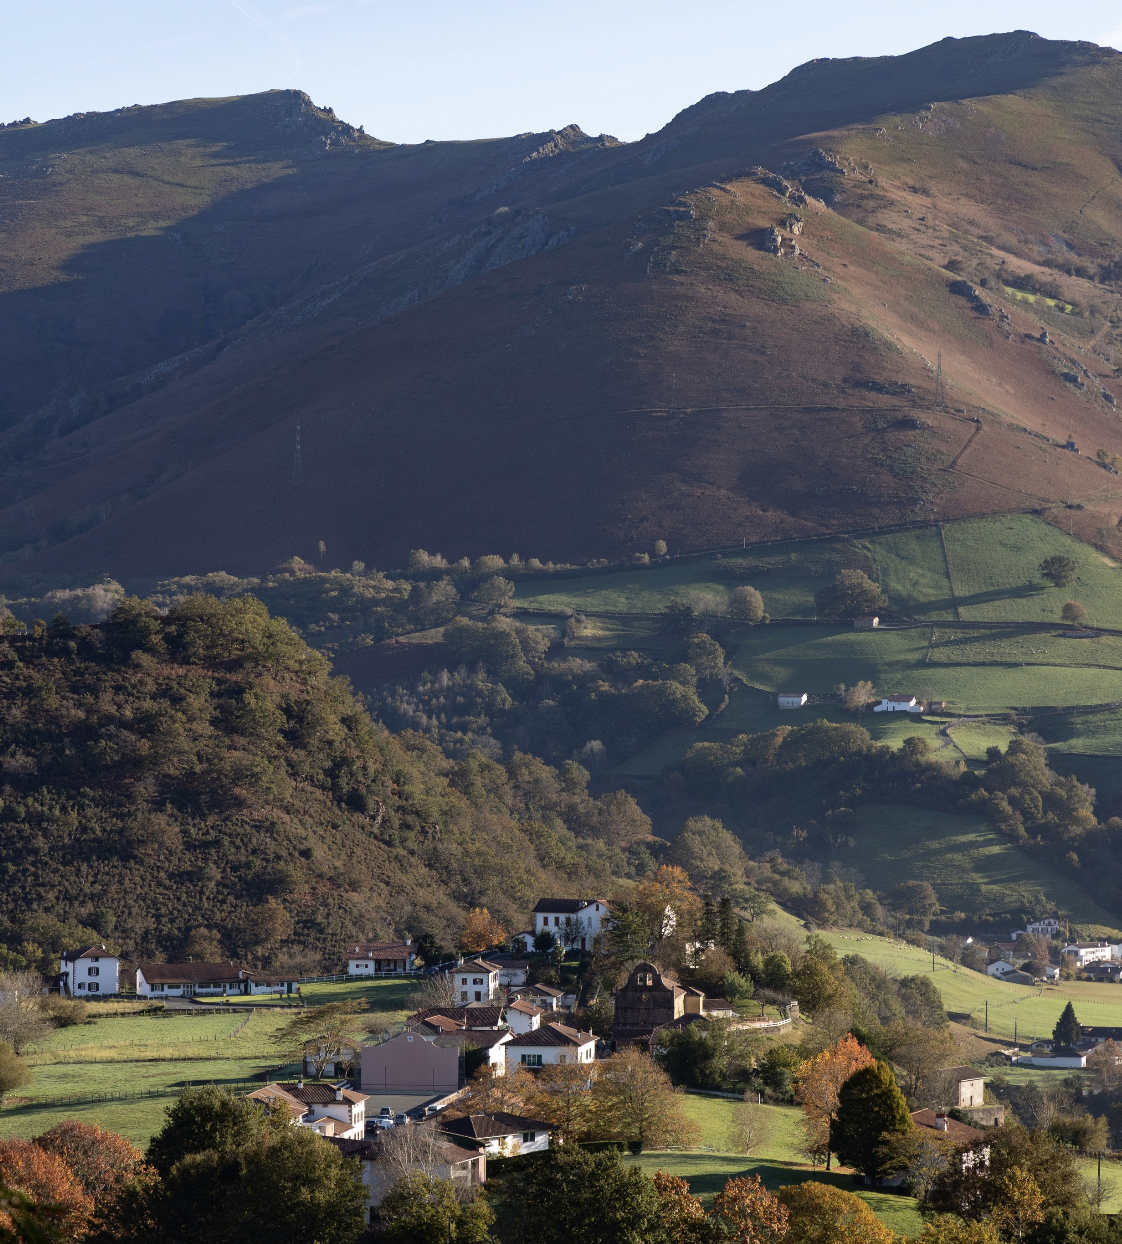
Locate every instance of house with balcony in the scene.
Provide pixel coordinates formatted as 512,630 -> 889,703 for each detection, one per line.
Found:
59,945 -> 119,997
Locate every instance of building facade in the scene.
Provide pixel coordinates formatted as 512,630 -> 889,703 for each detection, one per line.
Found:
59,945 -> 119,996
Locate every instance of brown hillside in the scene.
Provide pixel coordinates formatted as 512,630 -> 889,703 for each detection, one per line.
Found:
3,31 -> 1122,580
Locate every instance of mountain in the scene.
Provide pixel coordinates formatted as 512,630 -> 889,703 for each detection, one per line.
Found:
3,31 -> 1122,583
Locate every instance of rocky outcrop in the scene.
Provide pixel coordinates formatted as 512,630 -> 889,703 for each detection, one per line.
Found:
949,279 -> 995,317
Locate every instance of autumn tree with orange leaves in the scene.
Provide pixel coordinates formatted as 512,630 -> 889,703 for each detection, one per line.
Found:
457,907 -> 507,953
633,865 -> 701,944
713,1174 -> 789,1244
35,1121 -> 157,1240
653,1170 -> 712,1244
793,1033 -> 874,1169
0,1138 -> 91,1241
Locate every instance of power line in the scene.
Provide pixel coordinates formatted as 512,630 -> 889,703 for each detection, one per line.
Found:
934,352 -> 946,407
293,423 -> 302,481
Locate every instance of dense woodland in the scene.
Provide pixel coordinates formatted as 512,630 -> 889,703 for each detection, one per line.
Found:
0,598 -> 658,972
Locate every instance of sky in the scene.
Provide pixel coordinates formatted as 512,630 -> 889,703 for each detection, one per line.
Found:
5,1 -> 1122,145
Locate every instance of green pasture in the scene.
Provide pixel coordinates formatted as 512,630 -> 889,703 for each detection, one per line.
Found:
941,515 -> 1122,627
730,624 -> 1122,710
301,977 -> 422,1018
821,931 -> 1122,1040
930,626 -> 1122,669
1035,708 -> 1122,757
0,1056 -> 288,1145
842,805 -> 1121,926
946,721 -> 1017,761
861,526 -> 957,620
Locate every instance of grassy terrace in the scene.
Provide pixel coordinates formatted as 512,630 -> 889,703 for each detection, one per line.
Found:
0,979 -> 421,1145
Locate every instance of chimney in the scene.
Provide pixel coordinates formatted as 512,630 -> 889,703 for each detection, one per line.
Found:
335,1085 -> 344,1102
935,1114 -> 948,1131
297,1079 -> 304,1090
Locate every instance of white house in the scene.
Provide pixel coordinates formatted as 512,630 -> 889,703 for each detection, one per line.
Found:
463,1030 -> 513,1075
327,1134 -> 485,1215
986,960 -> 1017,978
440,1111 -> 551,1155
1043,964 -> 1061,981
777,692 -> 808,710
247,1081 -> 368,1140
346,941 -> 417,976
853,616 -> 880,630
873,694 -> 921,713
135,962 -> 298,997
506,999 -> 543,1034
494,960 -> 529,988
449,959 -> 501,1004
506,1022 -> 596,1068
1062,942 -> 1112,967
510,983 -> 563,1012
59,945 -> 119,997
1025,917 -> 1061,938
532,899 -> 611,950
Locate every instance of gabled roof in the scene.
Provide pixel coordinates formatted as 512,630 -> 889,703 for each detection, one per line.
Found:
457,1030 -> 513,1050
506,1022 -> 595,1048
532,899 -> 609,914
325,1137 -> 376,1160
60,945 -> 114,962
883,694 -> 917,703
508,999 -> 543,1016
455,959 -> 501,974
410,1006 -> 504,1030
347,942 -> 414,957
514,983 -> 564,998
275,1081 -> 368,1106
941,1066 -> 984,1083
440,1111 -> 551,1141
911,1110 -> 985,1143
138,962 -> 245,984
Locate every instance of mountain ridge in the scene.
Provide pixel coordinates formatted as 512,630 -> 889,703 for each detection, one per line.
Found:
3,32 -> 1122,582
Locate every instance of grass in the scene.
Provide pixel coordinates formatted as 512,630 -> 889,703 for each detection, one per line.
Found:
821,930 -> 1122,1040
841,804 -> 1122,925
941,515 -> 1122,628
729,624 -> 1122,710
0,1056 -> 289,1145
945,721 -> 1016,761
861,527 -> 958,620
929,626 -> 1122,668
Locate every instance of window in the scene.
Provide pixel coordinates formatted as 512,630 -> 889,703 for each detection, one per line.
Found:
520,1053 -> 543,1067
558,1054 -> 567,1064
88,983 -> 99,992
90,956 -> 99,963
460,991 -> 469,1001
88,967 -> 99,977
460,978 -> 468,985
474,991 -> 482,1003
522,1131 -> 536,1143
554,917 -> 560,927
77,982 -> 86,990
154,983 -> 165,992
472,978 -> 483,985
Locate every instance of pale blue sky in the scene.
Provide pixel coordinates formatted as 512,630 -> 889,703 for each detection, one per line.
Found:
5,1 -> 1122,144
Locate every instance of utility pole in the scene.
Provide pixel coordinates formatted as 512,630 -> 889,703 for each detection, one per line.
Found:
934,352 -> 946,408
985,999 -> 989,1033
293,424 -> 303,481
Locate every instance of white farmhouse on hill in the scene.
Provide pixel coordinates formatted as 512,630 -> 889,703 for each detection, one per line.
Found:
873,694 -> 921,713
59,945 -> 119,996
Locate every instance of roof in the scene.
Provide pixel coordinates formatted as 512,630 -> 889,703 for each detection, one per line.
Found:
325,1137 -> 377,1160
942,1066 -> 984,1083
532,899 -> 608,914
347,942 -> 414,957
508,999 -> 544,1016
883,694 -> 917,703
911,1110 -> 986,1143
138,962 -> 245,984
60,945 -> 114,962
440,1111 -> 551,1141
455,959 -> 501,974
246,1086 -> 307,1121
1065,942 -> 1110,949
506,1023 -> 595,1048
515,983 -> 564,998
274,1082 -> 368,1106
457,1030 -> 513,1050
410,1006 -> 504,1030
